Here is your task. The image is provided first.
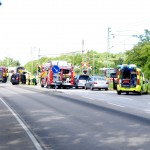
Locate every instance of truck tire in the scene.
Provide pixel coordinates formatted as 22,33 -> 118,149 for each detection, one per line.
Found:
138,89 -> 142,95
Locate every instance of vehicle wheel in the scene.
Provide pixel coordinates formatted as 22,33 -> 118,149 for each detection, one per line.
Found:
76,86 -> 78,89
126,92 -> 129,95
105,88 -> 108,91
57,85 -> 61,89
99,88 -> 101,91
41,84 -> 44,88
138,88 -> 143,95
117,91 -> 121,95
90,85 -> 94,91
138,90 -> 142,95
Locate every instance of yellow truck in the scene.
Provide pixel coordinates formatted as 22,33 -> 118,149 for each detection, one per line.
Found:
116,64 -> 149,95
0,66 -> 8,83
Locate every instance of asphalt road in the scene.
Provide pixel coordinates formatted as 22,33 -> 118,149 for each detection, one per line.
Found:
0,82 -> 150,150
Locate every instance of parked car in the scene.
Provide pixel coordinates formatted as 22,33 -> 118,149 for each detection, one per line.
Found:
10,73 -> 20,85
74,74 -> 89,89
85,75 -> 109,90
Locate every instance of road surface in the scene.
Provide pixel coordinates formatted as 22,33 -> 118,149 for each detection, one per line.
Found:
0,82 -> 150,150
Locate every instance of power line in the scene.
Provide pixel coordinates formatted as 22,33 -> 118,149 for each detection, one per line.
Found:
115,18 -> 150,31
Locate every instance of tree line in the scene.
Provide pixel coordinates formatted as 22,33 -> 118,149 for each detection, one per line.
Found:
1,29 -> 150,79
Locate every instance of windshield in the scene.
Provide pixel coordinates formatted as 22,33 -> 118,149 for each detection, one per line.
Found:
79,75 -> 89,80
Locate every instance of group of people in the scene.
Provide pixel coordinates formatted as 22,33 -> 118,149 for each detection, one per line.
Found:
10,72 -> 37,85
22,72 -> 37,85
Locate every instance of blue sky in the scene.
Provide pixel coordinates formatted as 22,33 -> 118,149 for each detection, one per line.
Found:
0,0 -> 150,65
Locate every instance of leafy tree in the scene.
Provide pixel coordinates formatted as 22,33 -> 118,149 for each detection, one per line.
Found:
125,29 -> 150,79
0,57 -> 20,66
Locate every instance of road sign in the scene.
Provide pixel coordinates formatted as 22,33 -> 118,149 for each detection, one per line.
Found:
52,65 -> 60,73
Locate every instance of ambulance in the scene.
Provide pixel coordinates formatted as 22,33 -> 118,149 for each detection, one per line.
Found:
116,64 -> 149,95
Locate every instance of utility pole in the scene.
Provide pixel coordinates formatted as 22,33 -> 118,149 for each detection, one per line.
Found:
82,40 -> 84,73
38,48 -> 40,65
82,40 -> 84,62
107,27 -> 111,78
93,51 -> 94,75
31,47 -> 33,75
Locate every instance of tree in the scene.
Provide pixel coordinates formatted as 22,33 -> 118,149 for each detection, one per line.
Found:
0,57 -> 20,66
125,29 -> 150,79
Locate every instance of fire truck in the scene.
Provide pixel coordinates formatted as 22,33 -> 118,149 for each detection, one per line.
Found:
0,66 -> 8,83
39,61 -> 74,89
116,64 -> 149,95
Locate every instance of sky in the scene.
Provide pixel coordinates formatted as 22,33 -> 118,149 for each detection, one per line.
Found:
0,0 -> 150,65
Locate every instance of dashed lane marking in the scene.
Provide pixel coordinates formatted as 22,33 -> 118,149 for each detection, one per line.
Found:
144,110 -> 150,114
81,96 -> 95,100
107,102 -> 125,108
119,97 -> 133,101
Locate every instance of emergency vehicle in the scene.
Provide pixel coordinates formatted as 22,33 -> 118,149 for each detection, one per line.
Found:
8,66 -> 26,85
0,66 -> 8,83
99,68 -> 117,81
116,64 -> 149,95
39,61 -> 74,89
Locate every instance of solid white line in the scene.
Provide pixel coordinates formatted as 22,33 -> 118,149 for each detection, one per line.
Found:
0,98 -> 43,150
107,102 -> 125,108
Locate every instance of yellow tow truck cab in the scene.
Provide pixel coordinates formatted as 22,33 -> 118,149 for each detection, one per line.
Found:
116,64 -> 148,95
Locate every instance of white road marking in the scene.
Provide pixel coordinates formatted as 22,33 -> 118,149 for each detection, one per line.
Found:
119,97 -> 133,100
81,96 -> 95,100
144,110 -> 150,114
107,102 -> 125,108
144,110 -> 150,112
0,98 -> 43,150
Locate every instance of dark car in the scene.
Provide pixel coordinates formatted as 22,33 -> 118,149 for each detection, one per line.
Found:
74,74 -> 89,89
11,73 -> 20,85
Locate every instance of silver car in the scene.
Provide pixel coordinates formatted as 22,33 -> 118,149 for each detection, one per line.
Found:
85,76 -> 109,90
74,74 -> 89,89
